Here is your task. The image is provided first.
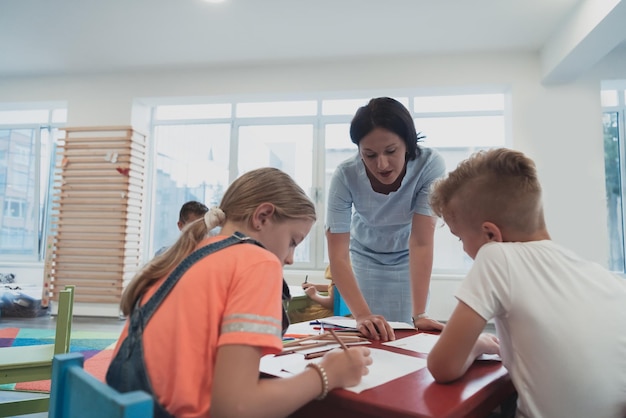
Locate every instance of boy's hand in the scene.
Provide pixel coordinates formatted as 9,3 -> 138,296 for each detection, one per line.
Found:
475,333 -> 500,356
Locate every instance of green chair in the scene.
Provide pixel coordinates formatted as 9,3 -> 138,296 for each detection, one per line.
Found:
49,352 -> 153,418
0,285 -> 75,417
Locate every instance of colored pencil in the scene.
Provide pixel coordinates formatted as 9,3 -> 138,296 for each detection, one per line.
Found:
328,328 -> 349,351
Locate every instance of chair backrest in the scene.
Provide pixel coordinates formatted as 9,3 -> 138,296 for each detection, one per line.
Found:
49,353 -> 154,418
54,285 -> 75,355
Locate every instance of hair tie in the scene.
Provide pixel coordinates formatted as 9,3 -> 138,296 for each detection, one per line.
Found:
204,206 -> 225,229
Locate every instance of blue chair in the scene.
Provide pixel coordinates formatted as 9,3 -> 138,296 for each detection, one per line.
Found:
49,353 -> 153,418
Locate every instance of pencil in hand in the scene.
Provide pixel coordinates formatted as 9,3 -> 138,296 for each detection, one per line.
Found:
328,328 -> 349,351
304,349 -> 332,359
303,330 -> 348,359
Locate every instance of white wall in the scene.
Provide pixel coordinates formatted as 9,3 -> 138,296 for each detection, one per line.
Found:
0,51 -> 617,318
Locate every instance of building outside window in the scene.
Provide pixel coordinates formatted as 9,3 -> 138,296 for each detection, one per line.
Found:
602,86 -> 626,272
0,106 -> 66,261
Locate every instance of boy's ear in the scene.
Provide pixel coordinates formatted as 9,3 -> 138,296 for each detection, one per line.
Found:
482,222 -> 503,242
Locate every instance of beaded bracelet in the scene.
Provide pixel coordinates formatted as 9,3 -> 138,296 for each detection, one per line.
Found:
306,362 -> 329,400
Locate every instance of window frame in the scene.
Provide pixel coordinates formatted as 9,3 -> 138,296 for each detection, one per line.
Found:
147,90 -> 510,274
0,103 -> 66,264
0,125 -> 44,261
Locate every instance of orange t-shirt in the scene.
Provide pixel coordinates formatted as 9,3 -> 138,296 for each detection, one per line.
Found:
113,235 -> 284,417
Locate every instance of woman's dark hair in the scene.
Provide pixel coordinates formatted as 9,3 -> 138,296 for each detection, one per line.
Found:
349,97 -> 424,160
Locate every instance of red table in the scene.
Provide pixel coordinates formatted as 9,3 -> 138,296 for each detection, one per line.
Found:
291,330 -> 516,418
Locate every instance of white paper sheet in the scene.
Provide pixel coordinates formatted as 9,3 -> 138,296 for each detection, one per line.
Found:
318,316 -> 415,331
477,353 -> 502,361
288,285 -> 306,298
260,348 -> 427,393
284,321 -> 319,336
383,333 -> 502,361
383,332 -> 440,354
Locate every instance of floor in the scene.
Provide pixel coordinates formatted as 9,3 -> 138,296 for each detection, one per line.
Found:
0,315 -> 126,333
0,315 -> 126,418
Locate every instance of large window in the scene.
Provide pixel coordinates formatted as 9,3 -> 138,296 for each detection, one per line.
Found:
0,106 -> 66,261
602,87 -> 626,272
150,92 -> 508,273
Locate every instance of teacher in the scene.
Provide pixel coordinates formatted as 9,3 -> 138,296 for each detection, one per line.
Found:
326,97 -> 445,341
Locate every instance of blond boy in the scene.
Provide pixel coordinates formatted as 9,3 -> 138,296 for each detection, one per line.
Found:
427,148 -> 626,418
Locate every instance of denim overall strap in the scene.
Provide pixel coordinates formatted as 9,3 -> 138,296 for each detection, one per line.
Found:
106,232 -> 257,418
138,231 -> 253,323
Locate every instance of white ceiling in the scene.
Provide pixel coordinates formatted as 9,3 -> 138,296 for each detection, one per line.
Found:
0,0 -> 624,81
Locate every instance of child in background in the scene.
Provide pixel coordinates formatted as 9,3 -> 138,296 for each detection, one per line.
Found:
303,265 -> 335,311
154,200 -> 209,256
176,200 -> 209,231
107,167 -> 372,418
427,148 -> 626,418
289,266 -> 335,323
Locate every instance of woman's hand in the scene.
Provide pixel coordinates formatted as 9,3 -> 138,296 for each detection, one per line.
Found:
413,316 -> 445,332
320,346 -> 372,389
356,314 -> 395,341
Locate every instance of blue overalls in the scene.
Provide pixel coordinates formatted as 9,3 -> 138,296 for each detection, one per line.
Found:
106,232 -> 290,417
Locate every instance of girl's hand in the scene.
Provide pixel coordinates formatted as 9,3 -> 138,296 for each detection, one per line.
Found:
319,346 -> 372,389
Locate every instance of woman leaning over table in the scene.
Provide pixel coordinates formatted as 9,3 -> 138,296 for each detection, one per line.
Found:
326,97 -> 446,341
106,167 -> 372,418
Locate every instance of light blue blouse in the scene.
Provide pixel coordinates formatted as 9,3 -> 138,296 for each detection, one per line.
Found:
326,147 -> 446,262
325,147 -> 445,321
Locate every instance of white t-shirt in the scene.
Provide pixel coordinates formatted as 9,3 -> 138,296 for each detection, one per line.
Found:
456,240 -> 626,418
